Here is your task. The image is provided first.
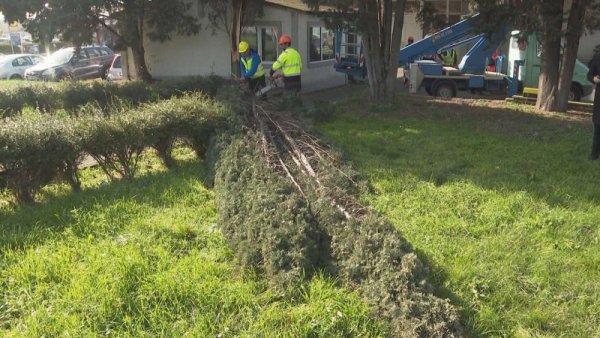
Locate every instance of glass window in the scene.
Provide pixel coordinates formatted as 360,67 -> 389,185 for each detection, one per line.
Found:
12,57 -> 32,67
346,33 -> 358,56
241,25 -> 279,62
30,56 -> 43,64
309,26 -> 335,62
113,55 -> 122,68
87,48 -> 101,58
261,27 -> 278,62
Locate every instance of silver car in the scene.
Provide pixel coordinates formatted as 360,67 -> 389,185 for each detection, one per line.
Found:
0,54 -> 44,80
107,54 -> 123,81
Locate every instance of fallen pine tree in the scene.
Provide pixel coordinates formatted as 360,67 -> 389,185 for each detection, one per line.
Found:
211,100 -> 464,337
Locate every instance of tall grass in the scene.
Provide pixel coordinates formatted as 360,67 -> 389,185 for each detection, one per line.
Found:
0,149 -> 387,336
318,97 -> 600,337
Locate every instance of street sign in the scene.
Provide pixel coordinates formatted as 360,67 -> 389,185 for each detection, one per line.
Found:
10,32 -> 21,47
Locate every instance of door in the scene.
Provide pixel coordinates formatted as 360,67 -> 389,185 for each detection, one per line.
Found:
525,35 -> 541,88
11,56 -> 34,78
86,48 -> 105,78
71,49 -> 91,79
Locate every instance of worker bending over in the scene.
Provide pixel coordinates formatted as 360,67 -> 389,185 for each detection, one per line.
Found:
239,41 -> 266,93
270,34 -> 302,93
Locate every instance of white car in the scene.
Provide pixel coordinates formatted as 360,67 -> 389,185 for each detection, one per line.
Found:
0,54 -> 44,80
107,54 -> 122,81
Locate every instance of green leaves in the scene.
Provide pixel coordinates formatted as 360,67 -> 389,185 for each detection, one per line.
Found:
0,91 -> 234,205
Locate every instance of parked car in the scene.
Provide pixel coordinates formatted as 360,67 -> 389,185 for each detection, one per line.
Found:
107,54 -> 122,81
24,46 -> 114,81
0,54 -> 44,80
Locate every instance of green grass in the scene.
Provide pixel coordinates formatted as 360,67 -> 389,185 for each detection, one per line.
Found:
318,97 -> 600,337
0,148 -> 387,337
0,80 -> 29,89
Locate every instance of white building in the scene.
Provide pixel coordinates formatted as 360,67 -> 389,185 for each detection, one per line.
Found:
126,0 -> 600,92
127,0 -> 346,93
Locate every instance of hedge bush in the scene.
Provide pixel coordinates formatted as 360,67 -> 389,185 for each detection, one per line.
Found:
0,76 -> 226,118
213,130 -> 464,337
0,116 -> 81,204
0,92 -> 233,204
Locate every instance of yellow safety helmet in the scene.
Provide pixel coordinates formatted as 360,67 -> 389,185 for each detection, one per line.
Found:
239,41 -> 249,53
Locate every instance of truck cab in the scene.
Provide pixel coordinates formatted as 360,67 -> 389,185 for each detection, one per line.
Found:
508,31 -> 593,101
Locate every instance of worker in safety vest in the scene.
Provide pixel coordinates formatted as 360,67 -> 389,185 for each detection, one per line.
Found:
440,49 -> 458,67
270,34 -> 302,92
239,41 -> 266,93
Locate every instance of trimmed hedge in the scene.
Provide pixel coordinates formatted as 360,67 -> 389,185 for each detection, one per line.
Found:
0,117 -> 81,204
0,76 -> 226,118
213,131 -> 464,337
0,92 -> 233,204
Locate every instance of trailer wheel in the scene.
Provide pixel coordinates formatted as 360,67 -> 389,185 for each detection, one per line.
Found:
432,80 -> 457,98
569,83 -> 583,102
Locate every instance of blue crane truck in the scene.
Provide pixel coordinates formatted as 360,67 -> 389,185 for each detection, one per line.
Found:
334,14 -> 519,98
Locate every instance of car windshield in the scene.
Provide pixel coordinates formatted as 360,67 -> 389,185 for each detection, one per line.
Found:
46,49 -> 74,64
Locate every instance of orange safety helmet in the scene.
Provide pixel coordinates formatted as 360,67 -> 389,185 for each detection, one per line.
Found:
278,34 -> 292,45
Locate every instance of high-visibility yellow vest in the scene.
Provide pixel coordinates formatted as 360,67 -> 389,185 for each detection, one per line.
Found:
442,49 -> 456,66
272,47 -> 302,77
240,54 -> 265,79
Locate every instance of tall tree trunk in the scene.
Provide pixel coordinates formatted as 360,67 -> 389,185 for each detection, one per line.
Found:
384,0 -> 406,98
124,1 -> 153,82
361,0 -> 406,101
535,0 -> 564,111
231,0 -> 243,77
556,0 -> 588,111
131,41 -> 153,82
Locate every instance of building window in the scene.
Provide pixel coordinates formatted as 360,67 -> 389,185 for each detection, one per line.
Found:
309,26 -> 335,62
346,32 -> 358,57
241,25 -> 279,62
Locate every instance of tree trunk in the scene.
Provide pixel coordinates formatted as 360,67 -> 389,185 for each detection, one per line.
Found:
535,0 -> 564,111
124,1 -> 153,82
130,42 -> 153,82
556,0 -> 588,111
361,0 -> 406,101
230,0 -> 243,77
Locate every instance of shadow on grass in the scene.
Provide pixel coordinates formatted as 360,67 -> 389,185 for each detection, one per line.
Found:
0,159 -> 208,252
325,95 -> 600,208
319,95 -> 600,336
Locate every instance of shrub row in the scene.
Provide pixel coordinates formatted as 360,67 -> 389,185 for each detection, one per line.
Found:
213,131 -> 463,337
0,92 -> 233,204
0,76 -> 225,118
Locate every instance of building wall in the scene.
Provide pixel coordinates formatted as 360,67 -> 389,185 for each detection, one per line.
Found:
242,5 -> 346,92
141,1 -> 231,79
135,2 -> 345,92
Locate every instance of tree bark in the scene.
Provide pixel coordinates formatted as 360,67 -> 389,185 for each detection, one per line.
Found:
123,0 -> 153,82
556,0 -> 588,111
130,42 -> 153,82
361,0 -> 406,101
231,0 -> 243,77
535,0 -> 564,111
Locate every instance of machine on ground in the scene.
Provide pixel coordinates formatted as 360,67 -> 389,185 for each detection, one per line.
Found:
334,14 -> 518,98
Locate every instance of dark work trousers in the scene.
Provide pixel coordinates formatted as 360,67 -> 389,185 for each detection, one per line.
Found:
247,76 -> 266,93
284,75 -> 302,93
592,123 -> 600,159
